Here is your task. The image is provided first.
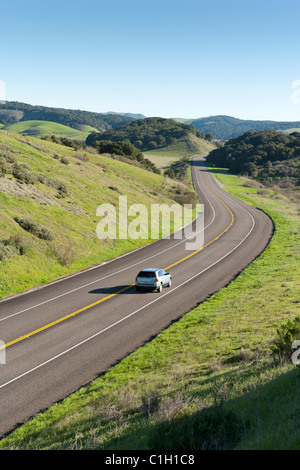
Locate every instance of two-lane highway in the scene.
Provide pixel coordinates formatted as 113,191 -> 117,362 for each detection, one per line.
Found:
0,157 -> 273,437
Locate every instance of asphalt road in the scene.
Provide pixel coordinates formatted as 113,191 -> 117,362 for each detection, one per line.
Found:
0,157 -> 273,437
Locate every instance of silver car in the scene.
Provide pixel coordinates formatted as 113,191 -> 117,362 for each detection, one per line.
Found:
135,268 -> 172,292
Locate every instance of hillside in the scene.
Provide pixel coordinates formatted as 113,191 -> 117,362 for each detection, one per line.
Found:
172,115 -> 300,140
85,117 -> 215,152
0,101 -> 136,133
144,138 -> 216,172
3,120 -> 97,139
0,130 -> 193,299
206,130 -> 300,198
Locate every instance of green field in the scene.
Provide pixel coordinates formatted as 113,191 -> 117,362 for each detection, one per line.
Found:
285,128 -> 300,134
144,138 -> 215,169
0,131 -> 193,299
0,164 -> 299,450
4,120 -> 97,139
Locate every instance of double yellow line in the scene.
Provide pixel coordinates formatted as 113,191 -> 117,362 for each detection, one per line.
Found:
1,168 -> 234,351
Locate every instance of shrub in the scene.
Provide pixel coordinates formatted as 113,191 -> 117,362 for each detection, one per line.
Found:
12,163 -> 36,184
73,152 -> 89,162
0,240 -> 18,261
271,316 -> 300,363
56,182 -> 68,198
7,235 -> 31,255
53,242 -> 76,267
164,169 -> 175,178
173,190 -> 198,205
14,217 -> 54,241
60,157 -> 70,165
0,158 -> 7,176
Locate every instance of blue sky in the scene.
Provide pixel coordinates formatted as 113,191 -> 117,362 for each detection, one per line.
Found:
1,0 -> 300,120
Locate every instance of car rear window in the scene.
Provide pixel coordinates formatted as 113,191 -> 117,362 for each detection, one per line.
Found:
138,271 -> 156,277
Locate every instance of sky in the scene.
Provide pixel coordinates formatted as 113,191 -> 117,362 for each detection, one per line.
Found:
0,0 -> 300,121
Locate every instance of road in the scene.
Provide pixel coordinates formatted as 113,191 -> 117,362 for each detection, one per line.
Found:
0,157 -> 273,437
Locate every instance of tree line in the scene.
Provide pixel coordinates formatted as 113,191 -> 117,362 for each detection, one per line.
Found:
206,130 -> 300,185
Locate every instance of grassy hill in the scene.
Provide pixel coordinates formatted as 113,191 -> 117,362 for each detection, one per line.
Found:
0,101 -> 136,132
1,165 -> 299,450
0,130 -> 193,299
172,115 -> 300,140
3,120 -> 98,139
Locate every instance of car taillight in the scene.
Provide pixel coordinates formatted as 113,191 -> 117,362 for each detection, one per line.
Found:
135,276 -> 137,281
155,277 -> 159,282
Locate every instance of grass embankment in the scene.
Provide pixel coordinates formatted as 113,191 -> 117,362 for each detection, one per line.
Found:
0,167 -> 299,450
0,130 -> 193,299
4,120 -> 96,139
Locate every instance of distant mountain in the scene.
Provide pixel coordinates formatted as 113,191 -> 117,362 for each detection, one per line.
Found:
105,112 -> 146,120
0,101 -> 136,133
86,117 -> 214,152
172,115 -> 300,140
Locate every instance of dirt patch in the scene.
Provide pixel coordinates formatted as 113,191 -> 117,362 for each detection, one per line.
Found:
0,177 -> 84,215
0,176 -> 60,205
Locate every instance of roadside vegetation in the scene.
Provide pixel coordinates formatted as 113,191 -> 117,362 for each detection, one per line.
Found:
0,162 -> 299,450
0,130 -> 193,299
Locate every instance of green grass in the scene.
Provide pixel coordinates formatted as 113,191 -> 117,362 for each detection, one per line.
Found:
144,138 -> 215,170
0,165 -> 299,449
0,131 -> 193,299
284,128 -> 300,134
4,120 -> 97,139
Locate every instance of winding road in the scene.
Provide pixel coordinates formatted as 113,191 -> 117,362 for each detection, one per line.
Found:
0,157 -> 273,437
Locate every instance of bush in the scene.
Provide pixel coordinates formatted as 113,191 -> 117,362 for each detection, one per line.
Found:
0,240 -> 18,261
53,242 -> 76,267
60,156 -> 70,165
56,182 -> 68,198
271,316 -> 300,363
164,169 -> 175,178
73,152 -> 89,162
14,217 -> 54,241
0,158 -> 7,176
12,163 -> 36,184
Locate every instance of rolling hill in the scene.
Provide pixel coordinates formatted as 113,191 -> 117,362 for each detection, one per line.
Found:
86,117 -> 216,153
172,115 -> 300,140
3,120 -> 98,139
0,101 -> 136,133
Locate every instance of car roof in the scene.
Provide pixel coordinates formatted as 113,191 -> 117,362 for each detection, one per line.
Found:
139,268 -> 159,272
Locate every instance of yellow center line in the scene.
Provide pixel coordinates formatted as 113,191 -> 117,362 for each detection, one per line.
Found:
1,166 -> 234,351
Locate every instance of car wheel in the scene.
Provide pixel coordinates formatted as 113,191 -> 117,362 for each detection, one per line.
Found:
158,283 -> 162,293
136,286 -> 140,292
168,278 -> 172,287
